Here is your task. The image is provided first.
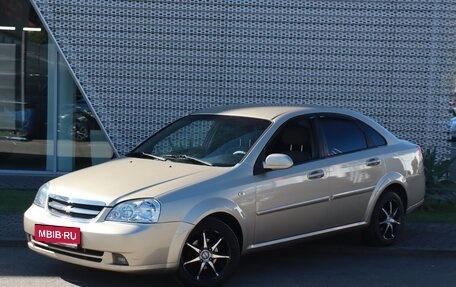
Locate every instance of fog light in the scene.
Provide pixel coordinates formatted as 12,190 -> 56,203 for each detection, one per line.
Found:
112,253 -> 129,266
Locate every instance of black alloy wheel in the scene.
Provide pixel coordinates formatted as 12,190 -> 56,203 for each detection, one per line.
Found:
367,191 -> 405,246
177,218 -> 240,287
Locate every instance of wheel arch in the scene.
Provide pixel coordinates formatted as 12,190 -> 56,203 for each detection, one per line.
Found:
365,172 -> 409,223
165,198 -> 246,270
384,183 -> 408,211
179,197 -> 247,252
205,212 -> 244,253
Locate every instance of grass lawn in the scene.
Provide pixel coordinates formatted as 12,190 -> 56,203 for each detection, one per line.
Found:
407,202 -> 456,223
0,189 -> 36,213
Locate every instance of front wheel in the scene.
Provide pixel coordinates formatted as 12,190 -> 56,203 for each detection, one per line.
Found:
176,218 -> 240,287
367,191 -> 405,246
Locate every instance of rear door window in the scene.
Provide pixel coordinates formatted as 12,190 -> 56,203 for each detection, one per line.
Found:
317,117 -> 368,156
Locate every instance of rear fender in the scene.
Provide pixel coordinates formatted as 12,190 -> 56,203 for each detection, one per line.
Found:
364,172 -> 407,224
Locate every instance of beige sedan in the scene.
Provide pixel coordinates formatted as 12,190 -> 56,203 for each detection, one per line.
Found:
24,105 -> 425,286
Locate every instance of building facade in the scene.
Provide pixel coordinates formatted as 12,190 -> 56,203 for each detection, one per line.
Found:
0,0 -> 455,180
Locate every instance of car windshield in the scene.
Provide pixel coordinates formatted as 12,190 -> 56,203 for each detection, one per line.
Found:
128,115 -> 271,167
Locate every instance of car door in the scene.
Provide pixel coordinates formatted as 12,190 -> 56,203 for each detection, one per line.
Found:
314,115 -> 387,228
253,117 -> 331,245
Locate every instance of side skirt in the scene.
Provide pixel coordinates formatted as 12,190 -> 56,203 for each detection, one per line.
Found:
247,221 -> 368,250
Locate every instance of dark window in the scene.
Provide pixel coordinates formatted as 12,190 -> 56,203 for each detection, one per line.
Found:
357,120 -> 387,147
264,117 -> 314,164
318,117 -> 367,156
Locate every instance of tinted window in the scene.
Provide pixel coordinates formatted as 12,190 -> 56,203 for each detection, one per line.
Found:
357,120 -> 387,147
318,117 -> 367,156
130,115 -> 271,167
264,117 -> 314,164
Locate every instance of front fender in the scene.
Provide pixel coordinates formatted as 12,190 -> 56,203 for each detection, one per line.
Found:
182,197 -> 246,226
364,172 -> 407,224
166,197 -> 249,263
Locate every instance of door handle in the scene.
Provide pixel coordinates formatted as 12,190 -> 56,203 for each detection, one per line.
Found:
366,157 -> 381,166
308,169 -> 325,180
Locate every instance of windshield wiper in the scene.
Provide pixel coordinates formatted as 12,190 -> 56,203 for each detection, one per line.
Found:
163,154 -> 213,166
127,152 -> 167,161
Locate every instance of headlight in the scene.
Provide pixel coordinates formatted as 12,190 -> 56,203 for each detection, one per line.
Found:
33,183 -> 49,208
106,198 -> 161,223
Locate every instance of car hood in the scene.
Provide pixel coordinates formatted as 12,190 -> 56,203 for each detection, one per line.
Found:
46,157 -> 229,206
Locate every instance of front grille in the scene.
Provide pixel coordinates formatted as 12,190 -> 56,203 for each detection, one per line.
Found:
31,236 -> 104,263
48,194 -> 105,220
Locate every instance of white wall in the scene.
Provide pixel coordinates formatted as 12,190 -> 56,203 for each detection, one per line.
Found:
31,0 -> 456,156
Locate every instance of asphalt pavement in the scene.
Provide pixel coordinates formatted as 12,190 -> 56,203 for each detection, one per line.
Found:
2,212 -> 455,255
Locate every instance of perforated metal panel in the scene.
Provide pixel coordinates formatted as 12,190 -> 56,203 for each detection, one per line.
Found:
31,0 -> 456,156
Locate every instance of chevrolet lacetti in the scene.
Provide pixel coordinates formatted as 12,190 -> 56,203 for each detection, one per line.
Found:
24,105 -> 425,286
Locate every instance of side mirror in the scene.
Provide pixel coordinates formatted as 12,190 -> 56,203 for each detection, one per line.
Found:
263,153 -> 293,170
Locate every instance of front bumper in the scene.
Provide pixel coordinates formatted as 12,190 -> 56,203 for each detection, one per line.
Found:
24,204 -> 193,273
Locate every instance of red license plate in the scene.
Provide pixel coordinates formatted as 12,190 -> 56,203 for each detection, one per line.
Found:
35,224 -> 81,245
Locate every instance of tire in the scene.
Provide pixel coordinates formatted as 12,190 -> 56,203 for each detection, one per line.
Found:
176,218 -> 240,287
367,191 -> 405,246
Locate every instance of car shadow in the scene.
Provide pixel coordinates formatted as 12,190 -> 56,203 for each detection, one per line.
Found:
57,230 -> 368,287
0,229 -> 372,287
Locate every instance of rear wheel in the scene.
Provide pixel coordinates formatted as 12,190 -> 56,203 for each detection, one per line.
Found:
176,218 -> 240,287
367,191 -> 405,246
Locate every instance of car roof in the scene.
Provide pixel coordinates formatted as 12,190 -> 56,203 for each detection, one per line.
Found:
192,104 -> 354,121
192,104 -> 400,144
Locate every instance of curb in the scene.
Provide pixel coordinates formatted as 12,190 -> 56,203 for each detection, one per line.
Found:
309,244 -> 456,256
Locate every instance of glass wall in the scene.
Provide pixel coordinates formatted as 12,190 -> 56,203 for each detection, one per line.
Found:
0,0 -> 114,173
